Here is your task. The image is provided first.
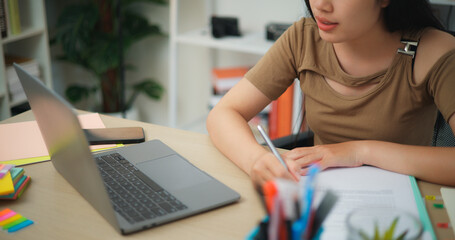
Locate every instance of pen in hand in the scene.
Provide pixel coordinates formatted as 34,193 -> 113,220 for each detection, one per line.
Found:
257,125 -> 289,171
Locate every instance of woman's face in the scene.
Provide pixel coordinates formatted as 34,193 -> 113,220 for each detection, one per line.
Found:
309,0 -> 389,43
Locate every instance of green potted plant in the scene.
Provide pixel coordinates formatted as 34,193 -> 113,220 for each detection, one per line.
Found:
358,217 -> 409,240
51,0 -> 166,114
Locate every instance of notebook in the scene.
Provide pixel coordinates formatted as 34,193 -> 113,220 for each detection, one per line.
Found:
14,63 -> 240,234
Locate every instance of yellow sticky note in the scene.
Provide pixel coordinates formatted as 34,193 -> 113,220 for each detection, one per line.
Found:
0,214 -> 21,226
0,172 -> 14,195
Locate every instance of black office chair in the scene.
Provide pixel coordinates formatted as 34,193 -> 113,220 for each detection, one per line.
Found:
272,110 -> 455,149
432,111 -> 455,147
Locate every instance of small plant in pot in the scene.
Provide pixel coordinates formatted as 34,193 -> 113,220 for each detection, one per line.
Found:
51,0 -> 166,114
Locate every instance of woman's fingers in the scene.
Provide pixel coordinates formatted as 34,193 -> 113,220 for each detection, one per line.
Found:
251,152 -> 298,185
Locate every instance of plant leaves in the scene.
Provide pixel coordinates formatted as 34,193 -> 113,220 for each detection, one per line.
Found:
53,0 -> 165,109
359,229 -> 372,240
52,3 -> 99,68
65,85 -> 91,103
374,222 -> 380,240
120,10 -> 163,50
133,79 -> 164,99
384,217 -> 399,240
396,230 -> 409,240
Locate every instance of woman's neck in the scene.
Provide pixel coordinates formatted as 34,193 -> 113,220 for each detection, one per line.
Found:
333,29 -> 402,77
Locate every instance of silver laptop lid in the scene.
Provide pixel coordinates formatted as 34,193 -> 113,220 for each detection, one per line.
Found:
14,63 -> 121,232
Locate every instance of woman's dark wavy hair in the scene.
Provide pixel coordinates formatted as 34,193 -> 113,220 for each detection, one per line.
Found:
304,0 -> 445,33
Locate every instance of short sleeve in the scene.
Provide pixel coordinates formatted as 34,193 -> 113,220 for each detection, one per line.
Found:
244,19 -> 306,100
427,49 -> 455,122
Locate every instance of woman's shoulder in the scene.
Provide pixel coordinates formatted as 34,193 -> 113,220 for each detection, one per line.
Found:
414,28 -> 455,83
419,28 -> 455,56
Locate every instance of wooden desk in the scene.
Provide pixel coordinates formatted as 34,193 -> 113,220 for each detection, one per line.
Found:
1,111 -> 454,239
0,111 -> 264,239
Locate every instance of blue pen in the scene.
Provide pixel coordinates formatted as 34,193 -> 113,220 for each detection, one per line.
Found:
292,164 -> 320,240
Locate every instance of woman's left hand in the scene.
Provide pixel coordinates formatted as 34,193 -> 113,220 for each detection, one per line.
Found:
282,141 -> 365,175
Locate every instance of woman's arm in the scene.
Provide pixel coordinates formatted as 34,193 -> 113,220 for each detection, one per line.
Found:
284,114 -> 455,186
207,78 -> 298,186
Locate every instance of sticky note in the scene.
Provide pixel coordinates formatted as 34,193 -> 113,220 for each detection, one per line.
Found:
2,216 -> 27,230
0,214 -> 21,226
0,176 -> 31,200
436,222 -> 450,228
425,195 -> 442,200
0,208 -> 33,232
0,208 -> 12,217
7,219 -> 33,233
0,164 -> 14,178
0,211 -> 15,222
0,172 -> 14,195
433,203 -> 444,209
10,168 -> 24,184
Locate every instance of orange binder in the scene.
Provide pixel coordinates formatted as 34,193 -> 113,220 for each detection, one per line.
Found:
212,66 -> 250,94
268,100 -> 279,139
276,84 -> 294,138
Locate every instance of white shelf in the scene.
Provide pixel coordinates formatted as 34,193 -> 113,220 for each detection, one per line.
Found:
9,98 -> 27,108
430,0 -> 455,5
177,28 -> 273,55
169,0 -> 303,129
2,27 -> 46,44
0,0 -> 52,120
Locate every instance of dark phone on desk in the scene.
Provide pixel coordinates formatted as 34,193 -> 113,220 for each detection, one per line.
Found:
83,127 -> 145,145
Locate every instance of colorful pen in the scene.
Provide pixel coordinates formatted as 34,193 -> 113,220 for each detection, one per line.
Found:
292,164 -> 320,240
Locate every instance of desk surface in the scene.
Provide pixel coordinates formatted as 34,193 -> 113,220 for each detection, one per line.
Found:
1,111 -> 454,239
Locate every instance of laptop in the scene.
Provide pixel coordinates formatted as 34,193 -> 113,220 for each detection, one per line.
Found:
14,63 -> 240,234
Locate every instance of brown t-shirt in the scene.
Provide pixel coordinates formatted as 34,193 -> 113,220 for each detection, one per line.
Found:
246,18 -> 455,145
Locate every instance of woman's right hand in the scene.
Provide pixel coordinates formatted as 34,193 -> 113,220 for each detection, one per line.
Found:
249,151 -> 299,186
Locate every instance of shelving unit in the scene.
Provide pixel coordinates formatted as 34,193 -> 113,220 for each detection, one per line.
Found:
0,0 -> 52,120
176,28 -> 273,55
168,0 -> 304,129
430,0 -> 455,6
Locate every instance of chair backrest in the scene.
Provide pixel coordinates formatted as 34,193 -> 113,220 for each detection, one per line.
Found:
431,32 -> 455,146
432,111 -> 455,147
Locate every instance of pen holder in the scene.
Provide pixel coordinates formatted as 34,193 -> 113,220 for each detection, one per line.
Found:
246,216 -> 323,240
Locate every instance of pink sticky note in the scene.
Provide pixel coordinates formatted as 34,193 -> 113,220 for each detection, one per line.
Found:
0,113 -> 115,162
0,208 -> 12,217
0,164 -> 14,178
0,211 -> 16,222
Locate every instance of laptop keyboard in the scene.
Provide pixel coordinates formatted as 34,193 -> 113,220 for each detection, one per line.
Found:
95,153 -> 187,224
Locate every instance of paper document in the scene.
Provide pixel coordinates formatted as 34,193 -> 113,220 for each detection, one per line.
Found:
440,187 -> 455,236
0,113 -> 116,163
304,166 -> 432,240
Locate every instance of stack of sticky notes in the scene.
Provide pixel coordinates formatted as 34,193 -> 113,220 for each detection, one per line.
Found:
0,208 -> 34,232
0,164 -> 31,200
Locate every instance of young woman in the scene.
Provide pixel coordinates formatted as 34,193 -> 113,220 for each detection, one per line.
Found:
206,0 -> 455,187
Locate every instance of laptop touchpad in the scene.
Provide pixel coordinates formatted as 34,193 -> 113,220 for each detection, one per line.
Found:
137,155 -> 211,191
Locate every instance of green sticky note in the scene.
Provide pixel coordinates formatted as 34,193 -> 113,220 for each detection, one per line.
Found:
433,203 -> 444,209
